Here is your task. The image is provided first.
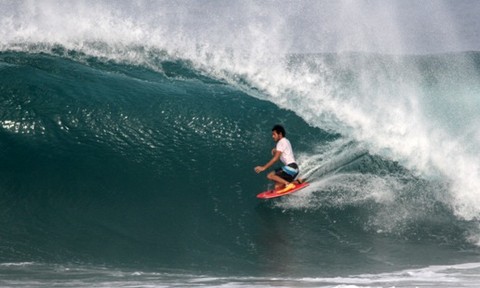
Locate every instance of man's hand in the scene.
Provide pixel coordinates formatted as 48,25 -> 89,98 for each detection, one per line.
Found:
255,150 -> 281,174
254,166 -> 265,173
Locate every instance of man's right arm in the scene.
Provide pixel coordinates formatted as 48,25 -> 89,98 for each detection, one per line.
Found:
255,150 -> 282,173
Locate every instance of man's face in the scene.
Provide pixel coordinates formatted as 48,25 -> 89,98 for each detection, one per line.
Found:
272,130 -> 282,142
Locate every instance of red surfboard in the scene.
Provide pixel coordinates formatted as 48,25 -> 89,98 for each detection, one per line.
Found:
256,182 -> 309,199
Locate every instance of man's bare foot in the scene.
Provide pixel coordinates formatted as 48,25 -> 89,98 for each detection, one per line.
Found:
276,183 -> 295,194
294,178 -> 305,185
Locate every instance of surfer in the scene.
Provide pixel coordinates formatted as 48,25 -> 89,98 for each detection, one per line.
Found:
254,125 -> 303,193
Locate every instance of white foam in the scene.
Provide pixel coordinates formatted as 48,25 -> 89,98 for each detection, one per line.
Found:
2,261 -> 479,287
0,262 -> 35,267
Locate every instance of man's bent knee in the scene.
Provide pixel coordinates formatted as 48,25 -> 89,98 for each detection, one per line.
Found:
267,172 -> 275,180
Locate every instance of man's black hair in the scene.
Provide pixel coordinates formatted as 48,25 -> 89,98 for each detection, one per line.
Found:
272,124 -> 286,137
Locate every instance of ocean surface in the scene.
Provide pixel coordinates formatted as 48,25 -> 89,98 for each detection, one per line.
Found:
2,2 -> 480,287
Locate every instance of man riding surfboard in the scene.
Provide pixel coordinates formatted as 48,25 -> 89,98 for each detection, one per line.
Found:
254,125 -> 303,193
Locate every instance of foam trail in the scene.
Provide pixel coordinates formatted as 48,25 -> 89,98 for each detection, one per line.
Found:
296,139 -> 367,180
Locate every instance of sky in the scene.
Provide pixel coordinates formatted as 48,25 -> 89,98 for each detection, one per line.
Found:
1,0 -> 480,54
170,0 -> 480,54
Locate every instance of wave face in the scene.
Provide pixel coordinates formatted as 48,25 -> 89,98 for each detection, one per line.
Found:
1,0 -> 480,282
1,49 -> 479,277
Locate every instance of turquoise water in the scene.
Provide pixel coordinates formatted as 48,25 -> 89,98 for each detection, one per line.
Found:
1,49 -> 480,287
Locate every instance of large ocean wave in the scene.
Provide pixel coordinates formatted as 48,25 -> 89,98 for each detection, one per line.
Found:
1,0 -> 480,280
1,48 -> 479,276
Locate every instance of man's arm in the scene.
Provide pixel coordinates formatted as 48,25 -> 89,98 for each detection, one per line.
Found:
255,150 -> 282,173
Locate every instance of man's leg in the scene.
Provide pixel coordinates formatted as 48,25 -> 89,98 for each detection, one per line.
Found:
267,171 -> 295,193
267,171 -> 289,189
